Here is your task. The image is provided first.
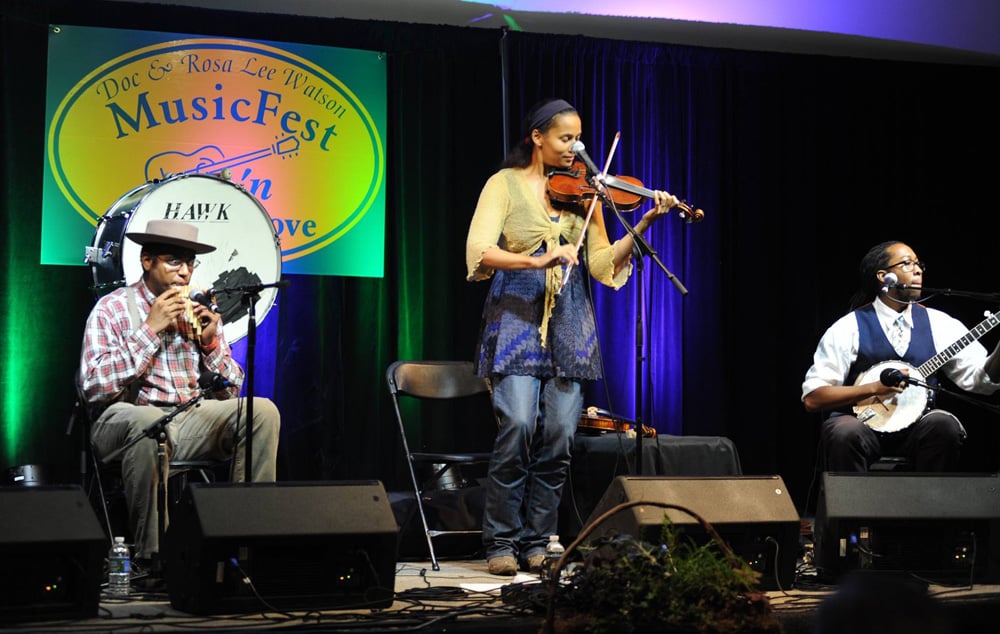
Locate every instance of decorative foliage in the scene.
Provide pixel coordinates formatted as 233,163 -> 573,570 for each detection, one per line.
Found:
543,508 -> 781,634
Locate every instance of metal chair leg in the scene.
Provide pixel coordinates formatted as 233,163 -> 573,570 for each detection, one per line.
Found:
407,461 -> 441,571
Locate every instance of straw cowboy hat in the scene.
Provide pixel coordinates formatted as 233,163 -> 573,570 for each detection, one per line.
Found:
125,219 -> 216,254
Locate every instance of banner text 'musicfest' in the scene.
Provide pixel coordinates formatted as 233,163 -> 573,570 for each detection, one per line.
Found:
97,52 -> 348,148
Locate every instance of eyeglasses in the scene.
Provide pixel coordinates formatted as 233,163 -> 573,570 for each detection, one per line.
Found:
886,259 -> 926,273
160,256 -> 200,270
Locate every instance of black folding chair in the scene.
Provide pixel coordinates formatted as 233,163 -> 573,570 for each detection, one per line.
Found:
386,360 -> 499,570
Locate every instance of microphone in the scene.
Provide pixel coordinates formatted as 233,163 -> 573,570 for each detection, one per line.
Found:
879,367 -> 936,390
570,141 -> 604,181
189,288 -> 220,313
880,272 -> 898,295
880,367 -> 906,387
198,371 -> 233,392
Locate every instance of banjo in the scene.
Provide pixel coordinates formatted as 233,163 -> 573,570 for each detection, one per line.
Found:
853,310 -> 1000,433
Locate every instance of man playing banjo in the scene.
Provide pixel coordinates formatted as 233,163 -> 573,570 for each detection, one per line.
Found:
803,240 -> 1000,471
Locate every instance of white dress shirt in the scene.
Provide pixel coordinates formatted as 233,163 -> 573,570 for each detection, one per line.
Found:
802,297 -> 1000,400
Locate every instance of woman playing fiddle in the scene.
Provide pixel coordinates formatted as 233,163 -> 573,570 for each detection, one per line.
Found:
465,97 -> 679,575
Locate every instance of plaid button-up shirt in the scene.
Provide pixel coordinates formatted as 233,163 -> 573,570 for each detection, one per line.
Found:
79,280 -> 243,409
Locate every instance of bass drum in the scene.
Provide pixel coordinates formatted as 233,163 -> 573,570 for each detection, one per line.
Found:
86,173 -> 282,344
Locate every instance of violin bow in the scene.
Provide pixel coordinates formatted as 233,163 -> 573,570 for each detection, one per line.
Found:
560,132 -> 621,291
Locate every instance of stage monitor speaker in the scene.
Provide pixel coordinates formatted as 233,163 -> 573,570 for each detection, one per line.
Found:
0,485 -> 105,623
814,472 -> 1000,583
165,480 -> 398,614
584,476 -> 800,590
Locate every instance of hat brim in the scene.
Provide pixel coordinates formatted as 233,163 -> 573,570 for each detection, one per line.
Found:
125,232 -> 217,254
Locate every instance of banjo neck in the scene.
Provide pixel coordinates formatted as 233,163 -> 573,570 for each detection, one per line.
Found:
917,310 -> 1000,377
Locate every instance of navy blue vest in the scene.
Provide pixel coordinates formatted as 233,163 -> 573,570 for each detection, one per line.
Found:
846,303 -> 939,404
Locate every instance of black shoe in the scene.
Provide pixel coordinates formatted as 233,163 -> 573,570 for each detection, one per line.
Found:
131,558 -> 167,594
132,575 -> 167,594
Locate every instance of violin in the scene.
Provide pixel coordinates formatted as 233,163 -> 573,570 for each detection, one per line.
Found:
547,159 -> 704,223
578,406 -> 657,438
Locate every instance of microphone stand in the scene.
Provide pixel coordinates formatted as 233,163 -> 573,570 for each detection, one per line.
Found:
243,290 -> 257,480
101,394 -> 207,464
909,286 -> 1000,303
596,175 -> 688,296
212,279 -> 289,482
589,179 -> 688,476
633,240 -> 647,475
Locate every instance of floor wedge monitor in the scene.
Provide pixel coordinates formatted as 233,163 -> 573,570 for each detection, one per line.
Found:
165,480 -> 398,614
814,472 -> 1000,583
583,475 -> 800,590
0,485 -> 105,623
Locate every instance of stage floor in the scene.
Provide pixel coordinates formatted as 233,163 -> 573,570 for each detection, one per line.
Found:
6,552 -> 1000,633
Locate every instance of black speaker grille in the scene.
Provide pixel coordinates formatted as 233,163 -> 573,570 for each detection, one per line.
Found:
0,486 -> 105,623
165,481 -> 398,614
814,473 -> 1000,583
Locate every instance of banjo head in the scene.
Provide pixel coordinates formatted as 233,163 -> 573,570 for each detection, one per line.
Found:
852,360 -> 930,433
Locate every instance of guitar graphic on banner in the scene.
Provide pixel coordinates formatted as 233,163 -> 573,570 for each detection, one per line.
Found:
143,134 -> 300,182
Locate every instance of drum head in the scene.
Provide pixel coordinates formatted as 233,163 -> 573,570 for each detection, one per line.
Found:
88,174 -> 282,343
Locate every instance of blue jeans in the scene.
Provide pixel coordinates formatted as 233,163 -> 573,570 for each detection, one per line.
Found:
482,375 -> 581,562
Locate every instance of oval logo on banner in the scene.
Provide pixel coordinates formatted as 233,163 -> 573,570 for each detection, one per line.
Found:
47,37 -> 385,263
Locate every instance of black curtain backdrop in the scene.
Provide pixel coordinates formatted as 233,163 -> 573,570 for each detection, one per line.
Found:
4,0 -> 1000,512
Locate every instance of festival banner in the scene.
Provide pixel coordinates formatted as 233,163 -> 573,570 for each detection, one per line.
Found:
42,24 -> 386,279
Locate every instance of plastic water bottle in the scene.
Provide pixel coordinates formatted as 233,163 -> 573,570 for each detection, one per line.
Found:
543,534 -> 565,580
108,536 -> 131,596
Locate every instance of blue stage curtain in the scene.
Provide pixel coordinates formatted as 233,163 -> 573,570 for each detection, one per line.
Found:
502,34 -> 724,437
